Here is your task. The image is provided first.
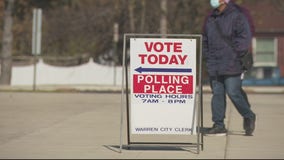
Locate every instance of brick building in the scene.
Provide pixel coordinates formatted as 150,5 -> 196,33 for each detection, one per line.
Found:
241,0 -> 284,85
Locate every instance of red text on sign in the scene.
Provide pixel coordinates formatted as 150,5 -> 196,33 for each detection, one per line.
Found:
144,42 -> 182,52
133,74 -> 193,94
138,54 -> 187,65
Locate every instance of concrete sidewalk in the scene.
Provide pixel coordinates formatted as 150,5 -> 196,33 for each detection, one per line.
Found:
0,92 -> 283,159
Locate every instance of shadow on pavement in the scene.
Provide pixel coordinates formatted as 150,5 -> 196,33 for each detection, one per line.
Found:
104,145 -> 199,154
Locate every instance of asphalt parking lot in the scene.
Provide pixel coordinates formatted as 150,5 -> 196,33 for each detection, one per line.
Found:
0,91 -> 283,159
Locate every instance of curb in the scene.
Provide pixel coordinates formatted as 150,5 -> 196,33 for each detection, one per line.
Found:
0,85 -> 284,94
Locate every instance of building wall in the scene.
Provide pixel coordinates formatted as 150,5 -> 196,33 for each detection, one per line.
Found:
278,36 -> 284,77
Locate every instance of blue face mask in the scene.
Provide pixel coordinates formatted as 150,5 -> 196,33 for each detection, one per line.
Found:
210,0 -> 220,8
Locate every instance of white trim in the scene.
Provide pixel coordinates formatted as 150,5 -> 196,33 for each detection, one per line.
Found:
253,37 -> 277,67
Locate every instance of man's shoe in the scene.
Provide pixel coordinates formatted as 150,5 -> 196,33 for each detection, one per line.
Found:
243,117 -> 249,130
205,125 -> 227,136
245,114 -> 256,136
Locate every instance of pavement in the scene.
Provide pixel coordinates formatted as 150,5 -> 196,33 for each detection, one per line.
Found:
0,85 -> 283,159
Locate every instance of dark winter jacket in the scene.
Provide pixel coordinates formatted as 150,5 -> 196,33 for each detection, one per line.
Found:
202,2 -> 252,77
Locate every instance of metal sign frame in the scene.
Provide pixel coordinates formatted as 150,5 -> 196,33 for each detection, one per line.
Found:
120,33 -> 203,154
32,8 -> 42,91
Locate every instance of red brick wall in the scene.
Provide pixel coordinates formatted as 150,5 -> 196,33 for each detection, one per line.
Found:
278,36 -> 284,77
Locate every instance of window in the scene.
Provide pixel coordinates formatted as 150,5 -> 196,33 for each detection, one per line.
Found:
253,37 -> 277,66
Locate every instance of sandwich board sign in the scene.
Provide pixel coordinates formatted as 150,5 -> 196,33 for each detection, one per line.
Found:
120,34 -> 203,153
130,38 -> 197,135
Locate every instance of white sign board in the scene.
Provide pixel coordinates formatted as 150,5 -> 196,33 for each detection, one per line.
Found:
32,8 -> 42,55
130,38 -> 197,135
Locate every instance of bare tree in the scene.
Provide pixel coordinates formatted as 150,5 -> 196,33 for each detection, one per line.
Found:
1,0 -> 211,67
140,0 -> 146,33
128,0 -> 135,33
0,0 -> 14,85
160,0 -> 167,35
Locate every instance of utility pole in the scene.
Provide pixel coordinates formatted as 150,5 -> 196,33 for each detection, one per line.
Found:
113,23 -> 119,86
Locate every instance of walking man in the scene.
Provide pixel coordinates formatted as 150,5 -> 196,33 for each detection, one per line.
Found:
202,0 -> 256,136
